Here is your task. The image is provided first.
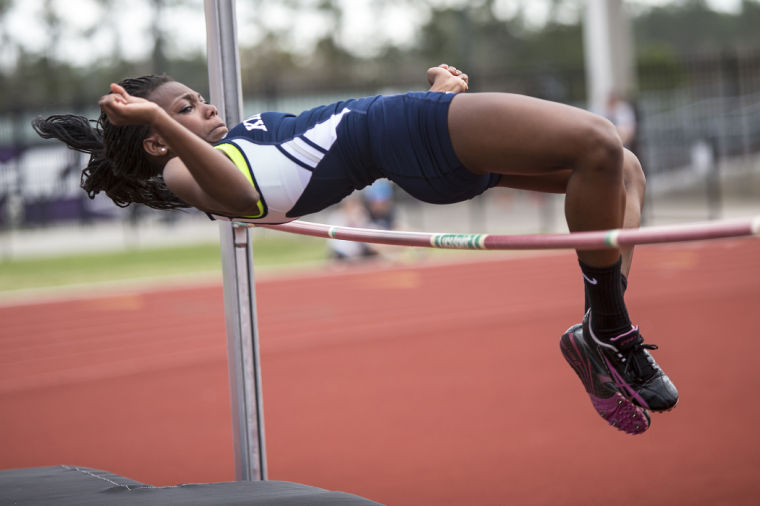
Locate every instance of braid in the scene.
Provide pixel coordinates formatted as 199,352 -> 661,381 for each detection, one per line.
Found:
31,74 -> 190,211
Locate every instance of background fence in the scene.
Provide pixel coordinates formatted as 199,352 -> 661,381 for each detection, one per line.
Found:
1,50 -> 759,234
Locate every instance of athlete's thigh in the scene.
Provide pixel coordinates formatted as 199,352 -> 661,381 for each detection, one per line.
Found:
448,92 -> 610,176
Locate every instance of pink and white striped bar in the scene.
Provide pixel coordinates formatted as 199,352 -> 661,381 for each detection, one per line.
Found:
251,216 -> 760,251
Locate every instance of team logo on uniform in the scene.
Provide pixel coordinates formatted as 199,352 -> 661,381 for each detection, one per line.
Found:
243,113 -> 268,132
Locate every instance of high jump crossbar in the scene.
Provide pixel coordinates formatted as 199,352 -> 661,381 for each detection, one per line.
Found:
253,216 -> 760,250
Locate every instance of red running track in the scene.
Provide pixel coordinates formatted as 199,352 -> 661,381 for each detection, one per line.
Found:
1,238 -> 759,505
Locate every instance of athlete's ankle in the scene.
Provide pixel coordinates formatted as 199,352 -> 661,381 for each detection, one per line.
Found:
579,257 -> 632,340
585,273 -> 627,313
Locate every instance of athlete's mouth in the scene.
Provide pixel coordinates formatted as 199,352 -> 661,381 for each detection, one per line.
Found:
209,123 -> 229,140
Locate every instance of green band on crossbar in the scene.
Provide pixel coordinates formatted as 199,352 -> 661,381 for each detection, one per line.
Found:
430,234 -> 487,249
604,229 -> 621,248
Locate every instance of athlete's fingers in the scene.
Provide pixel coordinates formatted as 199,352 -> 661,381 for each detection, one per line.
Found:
427,65 -> 450,85
109,83 -> 131,103
99,93 -> 120,112
445,65 -> 465,77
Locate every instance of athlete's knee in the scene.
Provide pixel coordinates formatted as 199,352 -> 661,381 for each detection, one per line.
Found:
577,116 -> 625,181
623,148 -> 646,194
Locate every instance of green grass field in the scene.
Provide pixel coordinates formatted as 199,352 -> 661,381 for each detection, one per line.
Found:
0,235 -> 328,293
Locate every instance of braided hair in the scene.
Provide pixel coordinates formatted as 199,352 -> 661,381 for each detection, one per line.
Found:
31,75 -> 190,210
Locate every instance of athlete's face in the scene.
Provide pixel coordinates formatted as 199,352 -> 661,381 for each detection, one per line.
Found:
149,81 -> 229,143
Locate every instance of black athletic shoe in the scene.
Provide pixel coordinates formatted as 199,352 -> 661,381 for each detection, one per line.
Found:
560,323 -> 651,435
583,311 -> 679,412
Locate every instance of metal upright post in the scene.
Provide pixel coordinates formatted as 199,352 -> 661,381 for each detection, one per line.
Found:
583,0 -> 634,113
204,0 -> 267,481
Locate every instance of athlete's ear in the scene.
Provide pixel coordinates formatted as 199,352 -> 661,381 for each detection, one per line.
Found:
143,133 -> 169,157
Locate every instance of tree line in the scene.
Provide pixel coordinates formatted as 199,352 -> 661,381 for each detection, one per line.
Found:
2,0 -> 760,113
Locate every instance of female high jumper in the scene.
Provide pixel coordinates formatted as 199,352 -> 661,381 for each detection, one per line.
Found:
32,64 -> 678,435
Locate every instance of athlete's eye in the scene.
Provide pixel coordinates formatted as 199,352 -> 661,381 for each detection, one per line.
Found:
179,105 -> 193,114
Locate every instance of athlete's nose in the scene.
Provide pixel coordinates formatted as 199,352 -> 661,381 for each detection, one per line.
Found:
205,103 -> 219,118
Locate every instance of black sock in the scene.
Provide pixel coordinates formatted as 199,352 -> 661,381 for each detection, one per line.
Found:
580,257 -> 632,340
585,272 -> 628,312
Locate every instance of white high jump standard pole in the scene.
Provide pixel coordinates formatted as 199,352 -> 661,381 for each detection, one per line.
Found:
204,0 -> 267,481
583,0 -> 635,113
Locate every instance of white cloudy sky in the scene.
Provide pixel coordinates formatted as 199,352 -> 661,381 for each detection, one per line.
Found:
0,0 -> 745,68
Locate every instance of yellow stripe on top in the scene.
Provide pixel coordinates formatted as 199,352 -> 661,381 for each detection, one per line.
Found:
214,142 -> 266,219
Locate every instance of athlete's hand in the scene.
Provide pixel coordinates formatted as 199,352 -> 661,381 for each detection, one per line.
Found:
99,83 -> 161,126
427,64 -> 469,93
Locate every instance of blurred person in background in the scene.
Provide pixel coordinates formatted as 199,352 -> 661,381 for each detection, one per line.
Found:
606,91 -> 639,155
363,179 -> 396,232
326,194 -> 378,263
